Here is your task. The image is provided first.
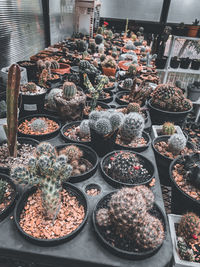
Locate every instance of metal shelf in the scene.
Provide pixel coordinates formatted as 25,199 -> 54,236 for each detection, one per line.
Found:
167,67 -> 200,74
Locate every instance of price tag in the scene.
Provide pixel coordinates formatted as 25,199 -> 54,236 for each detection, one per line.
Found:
24,104 -> 37,111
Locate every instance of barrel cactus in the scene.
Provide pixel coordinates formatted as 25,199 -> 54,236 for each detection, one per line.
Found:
63,82 -> 77,99
162,122 -> 175,135
127,102 -> 141,113
168,134 -> 186,155
30,119 -> 48,133
79,120 -> 90,137
95,118 -> 112,136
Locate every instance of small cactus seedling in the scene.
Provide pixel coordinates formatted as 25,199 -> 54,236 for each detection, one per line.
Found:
60,145 -> 83,163
168,134 -> 186,155
177,237 -> 195,262
63,82 -> 77,99
162,122 -> 175,135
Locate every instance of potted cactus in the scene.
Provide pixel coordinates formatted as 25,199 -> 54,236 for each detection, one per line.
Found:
54,81 -> 86,121
88,110 -> 124,156
188,19 -> 200,37
115,112 -> 150,152
93,186 -> 165,259
118,78 -> 133,91
101,56 -> 117,76
153,134 -> 194,186
79,60 -> 100,88
152,122 -> 185,139
12,142 -> 88,244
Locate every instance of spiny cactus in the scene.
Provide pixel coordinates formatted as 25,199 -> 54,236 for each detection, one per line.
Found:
162,122 -> 175,135
95,118 -> 112,136
3,64 -> 21,157
22,82 -> 37,93
12,142 -> 72,219
79,60 -> 91,71
100,54 -> 106,62
60,145 -> 83,163
89,110 -> 102,121
127,64 -> 137,77
168,134 -> 186,155
177,237 -> 195,262
127,102 -> 141,113
178,212 -> 200,243
76,40 -> 87,52
30,119 -> 47,133
125,40 -> 136,50
79,120 -> 90,137
50,60 -> 60,69
89,42 -> 96,54
102,56 -> 117,69
37,59 -> 46,72
120,112 -> 145,142
44,60 -> 51,69
109,112 -> 124,131
95,34 -> 104,45
182,153 -> 200,189
0,179 -> 7,204
123,78 -> 133,89
96,208 -> 111,227
97,27 -> 103,35
63,82 -> 77,99
47,88 -> 62,109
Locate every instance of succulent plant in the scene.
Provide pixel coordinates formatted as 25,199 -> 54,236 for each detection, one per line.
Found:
127,102 -> 141,113
0,100 -> 6,118
95,118 -> 112,136
182,153 -> 200,189
63,82 -> 77,99
44,60 -> 51,69
127,64 -> 137,77
89,42 -> 96,54
177,237 -> 195,262
120,112 -> 145,142
37,59 -> 46,72
30,119 -> 47,132
123,78 -> 133,89
97,27 -> 103,35
139,26 -> 144,33
100,54 -> 106,62
125,41 -> 136,50
47,88 -> 62,109
95,34 -> 104,45
162,122 -> 175,135
12,142 -> 72,219
89,110 -> 102,122
96,208 -> 111,227
0,179 -> 7,204
60,145 -> 83,162
22,82 -> 37,93
102,56 -> 117,69
109,112 -> 124,131
76,40 -> 87,52
79,120 -> 90,137
50,60 -> 60,69
168,134 -> 186,155
79,60 -> 91,71
178,212 -> 200,243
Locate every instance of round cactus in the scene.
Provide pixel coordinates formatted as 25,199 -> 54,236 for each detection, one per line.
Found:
168,134 -> 186,155
79,120 -> 90,137
30,119 -> 47,133
162,122 -> 175,135
109,112 -> 124,131
100,54 -> 106,62
45,60 -> 51,69
125,41 -> 136,50
95,34 -> 104,45
89,110 -> 102,121
95,118 -> 112,136
79,60 -> 91,71
47,88 -> 62,109
123,78 -> 133,89
60,145 -> 83,162
24,82 -> 37,93
63,82 -> 77,99
120,112 -> 145,142
127,102 -> 141,113
128,64 -> 137,76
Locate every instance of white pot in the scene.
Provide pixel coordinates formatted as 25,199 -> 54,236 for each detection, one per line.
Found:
0,66 -> 28,85
152,125 -> 185,140
168,214 -> 200,267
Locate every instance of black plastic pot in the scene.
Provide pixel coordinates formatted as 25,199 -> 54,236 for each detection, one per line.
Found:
170,57 -> 180,69
90,127 -> 118,157
86,90 -> 113,104
56,143 -> 98,183
61,121 -> 90,145
93,192 -> 166,259
117,81 -> 132,91
14,183 -> 88,246
18,114 -> 61,141
187,82 -> 200,102
170,154 -> 200,215
152,136 -> 194,186
190,59 -> 200,70
19,89 -> 47,117
0,137 -> 39,175
148,99 -> 193,126
115,91 -> 130,105
83,101 -> 110,119
180,57 -> 191,69
100,150 -> 154,188
0,173 -> 17,221
115,131 -> 151,152
17,61 -> 37,82
155,57 -> 167,69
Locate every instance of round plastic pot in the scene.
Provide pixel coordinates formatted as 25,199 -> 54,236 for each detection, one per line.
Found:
0,137 -> 39,175
61,121 -> 90,146
19,90 -> 47,116
180,58 -> 191,69
148,99 -> 193,126
187,85 -> 200,102
152,136 -> 194,186
0,173 -> 17,221
18,114 -> 61,141
56,143 -> 98,183
90,128 -> 118,157
115,91 -> 130,106
191,59 -> 200,70
170,154 -> 200,215
115,131 -> 151,152
100,150 -> 154,188
170,58 -> 180,69
92,192 -> 166,259
102,67 -> 116,77
188,26 -> 199,37
14,183 -> 88,246
17,61 -> 37,82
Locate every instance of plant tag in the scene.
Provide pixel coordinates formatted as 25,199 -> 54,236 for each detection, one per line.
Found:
24,104 -> 37,111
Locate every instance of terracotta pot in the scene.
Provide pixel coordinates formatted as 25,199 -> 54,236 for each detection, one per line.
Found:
51,63 -> 71,75
102,67 -> 116,77
188,26 -> 199,37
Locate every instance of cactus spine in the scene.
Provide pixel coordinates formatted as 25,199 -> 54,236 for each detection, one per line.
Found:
4,64 -> 21,157
63,82 -> 77,99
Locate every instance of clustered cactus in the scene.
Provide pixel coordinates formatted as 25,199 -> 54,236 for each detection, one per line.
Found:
123,78 -> 133,89
102,56 -> 117,69
95,34 -> 104,45
21,82 -> 37,93
120,112 -> 145,142
11,142 -> 72,219
105,151 -> 151,182
177,237 -> 195,262
96,186 -> 165,250
168,134 -> 186,155
30,119 -> 48,133
0,179 -> 7,204
89,110 -> 124,136
63,81 -> 77,99
60,145 -> 83,163
79,60 -> 99,75
151,84 -> 192,112
162,122 -> 176,135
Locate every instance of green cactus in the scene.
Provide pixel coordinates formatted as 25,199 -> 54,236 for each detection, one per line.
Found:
177,237 -> 195,261
109,112 -> 124,131
79,120 -> 90,137
3,64 -> 21,157
95,118 -> 112,135
12,142 -> 72,219
23,82 -> 37,93
60,145 -> 83,163
63,82 -> 77,99
50,60 -> 60,69
79,60 -> 91,71
0,179 -> 7,204
95,34 -> 104,45
162,122 -> 175,135
127,102 -> 141,113
123,78 -> 133,89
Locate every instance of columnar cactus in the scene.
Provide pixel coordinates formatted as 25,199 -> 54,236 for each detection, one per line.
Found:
120,112 -> 145,142
178,212 -> 200,243
3,64 -> 21,157
63,82 -> 77,99
168,134 -> 186,155
162,122 -> 175,135
12,142 -> 72,219
123,78 -> 133,89
51,60 -> 60,69
30,119 -> 48,133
